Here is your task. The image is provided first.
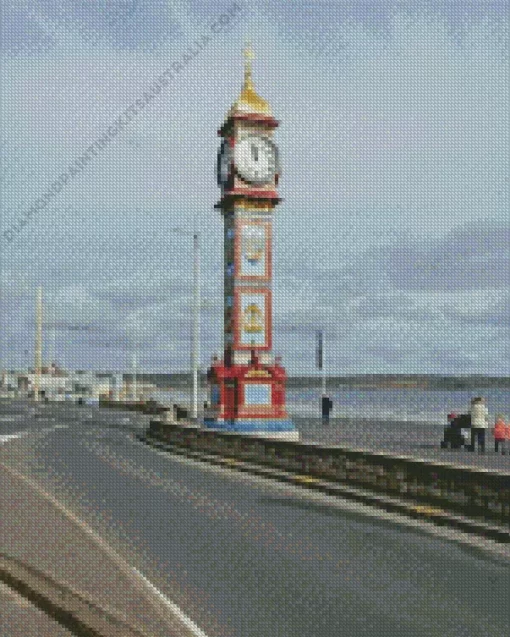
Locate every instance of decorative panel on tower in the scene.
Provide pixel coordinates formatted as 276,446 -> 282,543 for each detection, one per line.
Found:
236,220 -> 271,280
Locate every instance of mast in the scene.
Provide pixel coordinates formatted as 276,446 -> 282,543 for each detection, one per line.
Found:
34,286 -> 43,402
132,351 -> 137,402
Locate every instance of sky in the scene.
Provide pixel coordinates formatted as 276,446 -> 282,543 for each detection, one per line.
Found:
0,0 -> 508,375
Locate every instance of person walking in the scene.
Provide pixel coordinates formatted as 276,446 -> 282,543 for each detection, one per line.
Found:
469,397 -> 489,452
506,420 -> 510,457
442,412 -> 464,450
493,415 -> 506,454
321,394 -> 333,425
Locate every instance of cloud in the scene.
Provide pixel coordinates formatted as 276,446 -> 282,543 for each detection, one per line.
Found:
1,0 -> 182,59
271,216 -> 509,373
440,290 -> 510,328
383,223 -> 509,292
1,1 -> 508,374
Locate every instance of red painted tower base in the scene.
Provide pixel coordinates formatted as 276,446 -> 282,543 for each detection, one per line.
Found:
204,351 -> 299,439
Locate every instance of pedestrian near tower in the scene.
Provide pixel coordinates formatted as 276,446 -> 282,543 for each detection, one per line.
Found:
321,394 -> 333,425
493,415 -> 507,454
469,396 -> 489,453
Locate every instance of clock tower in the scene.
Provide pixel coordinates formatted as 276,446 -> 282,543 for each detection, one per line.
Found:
204,46 -> 298,440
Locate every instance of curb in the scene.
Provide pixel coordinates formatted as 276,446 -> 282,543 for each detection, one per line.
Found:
139,434 -> 510,544
0,553 -> 151,637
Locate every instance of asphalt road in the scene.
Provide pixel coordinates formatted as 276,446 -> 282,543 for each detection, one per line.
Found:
1,400 -> 509,637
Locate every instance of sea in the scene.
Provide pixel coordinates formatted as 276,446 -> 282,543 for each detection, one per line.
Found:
152,386 -> 510,426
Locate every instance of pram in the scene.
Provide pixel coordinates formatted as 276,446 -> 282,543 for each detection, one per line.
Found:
440,413 -> 471,450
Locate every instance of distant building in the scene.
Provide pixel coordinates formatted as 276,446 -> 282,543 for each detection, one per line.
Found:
2,369 -> 158,404
0,371 -> 19,393
17,370 -> 113,403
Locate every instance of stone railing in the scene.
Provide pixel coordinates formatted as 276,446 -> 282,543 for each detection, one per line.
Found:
147,421 -> 510,527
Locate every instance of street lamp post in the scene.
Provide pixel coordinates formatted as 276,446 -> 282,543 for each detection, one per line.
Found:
191,232 -> 200,420
34,286 -> 43,402
171,228 -> 201,421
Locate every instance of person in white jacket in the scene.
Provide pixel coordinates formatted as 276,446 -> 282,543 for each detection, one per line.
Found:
469,396 -> 489,452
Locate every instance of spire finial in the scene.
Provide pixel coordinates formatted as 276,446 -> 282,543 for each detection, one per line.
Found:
226,42 -> 272,118
243,41 -> 254,86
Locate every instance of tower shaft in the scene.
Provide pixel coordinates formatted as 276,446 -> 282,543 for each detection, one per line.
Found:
223,202 -> 273,366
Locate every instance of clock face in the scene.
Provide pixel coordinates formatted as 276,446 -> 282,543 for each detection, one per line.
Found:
217,140 -> 231,186
234,135 -> 278,185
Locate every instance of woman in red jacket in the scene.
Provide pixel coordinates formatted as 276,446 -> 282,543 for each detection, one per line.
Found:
493,415 -> 506,454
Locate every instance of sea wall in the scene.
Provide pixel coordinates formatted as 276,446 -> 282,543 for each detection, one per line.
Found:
100,398 -> 170,415
147,421 -> 510,526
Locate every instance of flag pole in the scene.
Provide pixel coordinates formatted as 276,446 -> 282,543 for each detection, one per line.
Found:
316,329 -> 326,395
321,343 -> 326,397
321,331 -> 326,396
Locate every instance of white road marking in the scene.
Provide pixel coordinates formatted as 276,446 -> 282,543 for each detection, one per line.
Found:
1,463 -> 213,636
0,581 -> 35,608
0,424 -> 69,444
0,433 -> 27,444
132,568 -> 210,637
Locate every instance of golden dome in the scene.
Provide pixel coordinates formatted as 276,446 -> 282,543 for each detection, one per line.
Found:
228,44 -> 272,117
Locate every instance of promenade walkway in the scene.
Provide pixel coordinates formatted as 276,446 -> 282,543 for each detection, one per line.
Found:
295,417 -> 510,472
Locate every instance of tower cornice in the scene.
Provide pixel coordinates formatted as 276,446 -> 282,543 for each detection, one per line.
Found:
218,113 -> 279,137
215,190 -> 281,210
